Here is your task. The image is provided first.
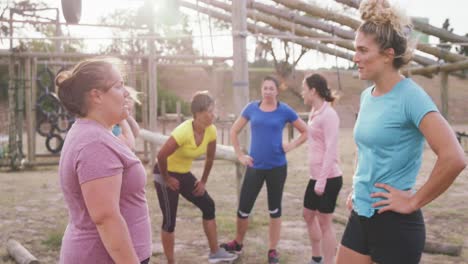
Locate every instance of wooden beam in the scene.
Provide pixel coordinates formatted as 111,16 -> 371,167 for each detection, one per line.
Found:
246,0 -> 355,40
271,0 -> 467,62
201,0 -> 355,51
180,1 -> 354,61
239,0 -> 442,69
402,59 -> 468,75
139,129 -> 237,161
440,72 -> 449,120
335,0 -> 468,44
0,50 -> 232,61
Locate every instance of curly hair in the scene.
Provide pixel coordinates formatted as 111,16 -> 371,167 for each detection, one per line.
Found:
358,0 -> 413,69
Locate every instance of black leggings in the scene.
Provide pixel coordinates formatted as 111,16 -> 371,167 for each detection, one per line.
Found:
237,165 -> 287,219
154,167 -> 215,233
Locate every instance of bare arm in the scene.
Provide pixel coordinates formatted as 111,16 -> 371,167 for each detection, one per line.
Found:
283,118 -> 307,153
157,136 -> 180,191
372,112 -> 466,214
81,175 -> 139,264
230,116 -> 253,166
193,140 -> 217,196
126,116 -> 140,138
118,119 -> 136,151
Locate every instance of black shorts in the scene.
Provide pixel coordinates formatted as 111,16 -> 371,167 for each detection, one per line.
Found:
303,176 -> 342,213
341,210 -> 425,264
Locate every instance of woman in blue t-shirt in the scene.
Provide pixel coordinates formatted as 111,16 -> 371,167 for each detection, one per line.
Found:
336,1 -> 466,264
221,76 -> 307,264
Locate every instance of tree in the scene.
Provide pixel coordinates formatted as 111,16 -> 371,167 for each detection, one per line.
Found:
256,38 -> 307,93
0,0 -> 83,52
98,0 -> 197,57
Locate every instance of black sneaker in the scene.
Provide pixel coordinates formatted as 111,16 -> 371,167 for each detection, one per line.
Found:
268,249 -> 279,264
220,240 -> 243,254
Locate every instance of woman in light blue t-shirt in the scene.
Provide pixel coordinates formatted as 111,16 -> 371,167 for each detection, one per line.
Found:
336,1 -> 466,264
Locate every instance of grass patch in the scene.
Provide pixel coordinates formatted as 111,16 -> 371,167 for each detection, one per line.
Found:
42,228 -> 64,250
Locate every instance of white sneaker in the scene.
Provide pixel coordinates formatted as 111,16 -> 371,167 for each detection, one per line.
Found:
208,247 -> 238,263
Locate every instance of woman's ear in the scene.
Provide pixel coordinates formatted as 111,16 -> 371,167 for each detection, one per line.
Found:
384,48 -> 395,64
88,88 -> 103,104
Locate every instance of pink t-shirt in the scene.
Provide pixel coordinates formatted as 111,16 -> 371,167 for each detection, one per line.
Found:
58,119 -> 151,264
307,102 -> 342,193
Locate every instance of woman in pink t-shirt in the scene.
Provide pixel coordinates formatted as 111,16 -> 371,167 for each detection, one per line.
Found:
57,57 -> 152,264
301,73 -> 343,264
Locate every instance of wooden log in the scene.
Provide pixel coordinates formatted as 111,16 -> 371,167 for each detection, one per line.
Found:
402,59 -> 468,76
139,129 -> 237,162
6,239 -> 39,264
0,50 -> 232,61
271,0 -> 467,62
239,0 -> 441,69
180,1 -> 354,62
335,0 -> 468,44
200,0 -> 356,51
424,240 -> 462,257
246,0 -> 355,39
440,72 -> 449,120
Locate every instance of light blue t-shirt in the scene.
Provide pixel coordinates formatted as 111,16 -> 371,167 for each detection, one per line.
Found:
353,78 -> 438,217
242,101 -> 298,169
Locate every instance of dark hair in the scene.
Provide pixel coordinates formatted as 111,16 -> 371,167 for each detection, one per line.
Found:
358,0 -> 413,69
55,57 -> 121,117
191,91 -> 214,117
305,74 -> 336,103
263,75 -> 279,89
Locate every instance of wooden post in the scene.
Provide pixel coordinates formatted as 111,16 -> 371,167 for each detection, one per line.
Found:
147,34 -> 158,168
232,0 -> 250,198
440,72 -> 449,120
31,58 -> 37,163
7,239 -> 39,264
24,58 -> 34,165
161,100 -> 167,135
7,55 -> 19,169
141,72 -> 149,162
176,101 -> 182,123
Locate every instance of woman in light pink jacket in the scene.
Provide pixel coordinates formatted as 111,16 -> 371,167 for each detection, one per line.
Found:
301,73 -> 343,264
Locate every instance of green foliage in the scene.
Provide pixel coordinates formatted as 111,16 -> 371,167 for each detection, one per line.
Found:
42,228 -> 64,249
158,88 -> 190,116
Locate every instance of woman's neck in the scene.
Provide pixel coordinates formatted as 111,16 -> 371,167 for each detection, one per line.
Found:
373,69 -> 404,96
260,98 -> 278,110
192,119 -> 205,134
311,97 -> 325,112
84,112 -> 113,130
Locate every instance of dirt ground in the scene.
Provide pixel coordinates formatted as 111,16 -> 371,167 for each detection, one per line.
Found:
1,127 -> 467,264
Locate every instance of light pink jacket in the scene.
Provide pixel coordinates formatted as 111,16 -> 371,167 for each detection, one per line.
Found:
307,102 -> 342,193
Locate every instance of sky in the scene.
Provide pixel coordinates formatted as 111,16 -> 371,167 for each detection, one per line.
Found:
3,0 -> 468,69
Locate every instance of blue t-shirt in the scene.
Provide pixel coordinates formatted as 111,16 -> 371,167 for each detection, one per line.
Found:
112,124 -> 122,136
242,101 -> 298,169
353,78 -> 438,217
